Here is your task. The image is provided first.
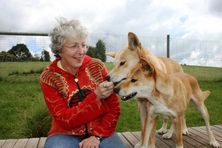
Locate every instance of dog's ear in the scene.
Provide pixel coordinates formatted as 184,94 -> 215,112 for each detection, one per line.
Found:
106,52 -> 116,58
140,58 -> 155,75
128,32 -> 142,50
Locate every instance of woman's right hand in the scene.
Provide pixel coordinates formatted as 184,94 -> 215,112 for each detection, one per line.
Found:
94,81 -> 114,99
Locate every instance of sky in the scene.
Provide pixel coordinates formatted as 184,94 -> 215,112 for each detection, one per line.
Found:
0,0 -> 222,67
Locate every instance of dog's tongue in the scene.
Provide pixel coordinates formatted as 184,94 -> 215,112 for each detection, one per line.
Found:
121,92 -> 137,101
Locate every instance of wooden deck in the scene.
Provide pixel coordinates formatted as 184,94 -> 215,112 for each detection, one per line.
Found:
0,125 -> 221,148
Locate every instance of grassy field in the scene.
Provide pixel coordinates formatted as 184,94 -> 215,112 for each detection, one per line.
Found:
0,62 -> 221,139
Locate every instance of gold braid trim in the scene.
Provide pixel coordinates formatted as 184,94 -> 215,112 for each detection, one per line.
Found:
86,58 -> 105,85
40,70 -> 67,97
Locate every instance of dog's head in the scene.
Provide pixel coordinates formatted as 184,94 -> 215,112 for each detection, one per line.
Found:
114,57 -> 156,101
106,32 -> 149,85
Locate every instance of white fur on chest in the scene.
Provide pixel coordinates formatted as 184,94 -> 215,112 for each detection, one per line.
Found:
149,97 -> 177,118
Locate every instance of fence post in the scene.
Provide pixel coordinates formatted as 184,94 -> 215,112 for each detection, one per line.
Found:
167,34 -> 170,58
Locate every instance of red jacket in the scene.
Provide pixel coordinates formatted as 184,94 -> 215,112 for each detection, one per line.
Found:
40,56 -> 121,137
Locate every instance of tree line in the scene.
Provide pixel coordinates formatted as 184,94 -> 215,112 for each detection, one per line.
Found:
0,44 -> 50,62
0,39 -> 107,62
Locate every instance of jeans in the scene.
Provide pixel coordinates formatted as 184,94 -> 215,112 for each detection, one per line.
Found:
44,133 -> 125,148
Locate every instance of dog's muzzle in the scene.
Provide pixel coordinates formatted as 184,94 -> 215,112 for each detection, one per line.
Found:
121,92 -> 137,101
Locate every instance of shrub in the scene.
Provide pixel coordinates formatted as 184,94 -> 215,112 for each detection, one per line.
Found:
23,105 -> 51,137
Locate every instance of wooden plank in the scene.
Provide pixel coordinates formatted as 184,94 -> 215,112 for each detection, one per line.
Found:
214,125 -> 222,130
188,127 -> 212,147
183,130 -> 209,148
196,126 -> 222,142
117,133 -> 133,148
122,132 -> 138,146
192,127 -> 222,146
13,139 -> 28,148
131,131 -> 172,148
25,138 -> 39,148
0,139 -> 6,147
212,125 -> 222,132
1,139 -> 17,148
0,125 -> 221,148
37,137 -> 46,148
154,134 -> 172,148
156,134 -> 176,147
182,134 -> 207,148
205,126 -> 222,140
170,133 -> 197,148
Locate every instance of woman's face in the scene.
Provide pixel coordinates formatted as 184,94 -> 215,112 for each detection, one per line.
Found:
59,38 -> 88,70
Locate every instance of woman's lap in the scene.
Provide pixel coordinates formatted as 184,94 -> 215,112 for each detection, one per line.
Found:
44,133 -> 125,148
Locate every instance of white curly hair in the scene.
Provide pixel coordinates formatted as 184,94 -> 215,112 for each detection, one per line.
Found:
49,17 -> 88,56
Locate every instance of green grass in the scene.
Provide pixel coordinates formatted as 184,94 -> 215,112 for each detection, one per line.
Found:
0,62 -> 49,78
0,62 -> 221,139
182,65 -> 222,81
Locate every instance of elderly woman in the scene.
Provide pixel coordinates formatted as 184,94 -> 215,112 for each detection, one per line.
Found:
40,18 -> 125,148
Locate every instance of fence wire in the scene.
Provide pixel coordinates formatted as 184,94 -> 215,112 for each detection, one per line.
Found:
0,32 -> 221,67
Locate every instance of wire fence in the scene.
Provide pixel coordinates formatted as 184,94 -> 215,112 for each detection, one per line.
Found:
0,32 -> 221,67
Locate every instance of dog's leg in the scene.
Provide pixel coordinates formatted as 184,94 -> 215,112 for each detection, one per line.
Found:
162,122 -> 174,139
181,114 -> 189,135
192,99 -> 220,147
136,104 -> 156,148
174,115 -> 183,148
135,100 -> 147,148
157,118 -> 168,134
146,102 -> 157,148
191,89 -> 220,148
162,114 -> 188,139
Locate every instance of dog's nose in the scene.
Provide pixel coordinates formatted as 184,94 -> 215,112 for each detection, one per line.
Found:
113,81 -> 119,86
105,75 -> 111,81
113,87 -> 120,93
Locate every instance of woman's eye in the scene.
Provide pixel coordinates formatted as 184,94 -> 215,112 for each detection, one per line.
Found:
131,79 -> 137,83
120,61 -> 126,66
72,45 -> 78,48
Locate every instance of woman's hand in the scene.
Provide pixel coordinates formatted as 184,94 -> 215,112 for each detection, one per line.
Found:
79,136 -> 100,148
95,81 -> 114,99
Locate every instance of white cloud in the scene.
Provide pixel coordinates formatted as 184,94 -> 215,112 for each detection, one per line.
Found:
0,0 -> 222,67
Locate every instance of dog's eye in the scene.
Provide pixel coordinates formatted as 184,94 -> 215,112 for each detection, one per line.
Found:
131,79 -> 137,83
120,61 -> 126,66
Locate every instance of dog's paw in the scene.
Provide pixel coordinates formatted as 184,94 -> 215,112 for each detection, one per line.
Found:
210,140 -> 220,148
162,130 -> 173,139
182,128 -> 189,135
157,127 -> 168,134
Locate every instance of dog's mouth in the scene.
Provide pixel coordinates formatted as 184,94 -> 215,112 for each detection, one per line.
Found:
113,78 -> 127,86
121,92 -> 137,101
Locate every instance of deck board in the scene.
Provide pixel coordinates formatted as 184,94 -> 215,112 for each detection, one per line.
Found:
0,125 -> 221,148
13,139 -> 28,148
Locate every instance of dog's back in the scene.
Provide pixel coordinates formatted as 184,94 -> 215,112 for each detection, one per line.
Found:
159,57 -> 183,74
172,72 -> 210,104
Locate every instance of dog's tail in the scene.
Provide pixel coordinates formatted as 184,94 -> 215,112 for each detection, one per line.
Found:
202,90 -> 211,101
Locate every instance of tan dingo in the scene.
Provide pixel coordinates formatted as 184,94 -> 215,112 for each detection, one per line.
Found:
114,57 -> 220,148
106,32 -> 188,140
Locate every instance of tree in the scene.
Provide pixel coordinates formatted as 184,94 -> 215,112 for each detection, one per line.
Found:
86,39 -> 106,62
40,50 -> 51,61
86,46 -> 96,58
95,39 -> 106,62
8,44 -> 32,61
0,51 -> 16,62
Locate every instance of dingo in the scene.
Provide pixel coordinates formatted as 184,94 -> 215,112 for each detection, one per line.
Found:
106,32 -> 188,139
114,57 -> 220,148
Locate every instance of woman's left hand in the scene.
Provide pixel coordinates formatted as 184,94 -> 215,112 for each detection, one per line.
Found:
79,136 -> 100,148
